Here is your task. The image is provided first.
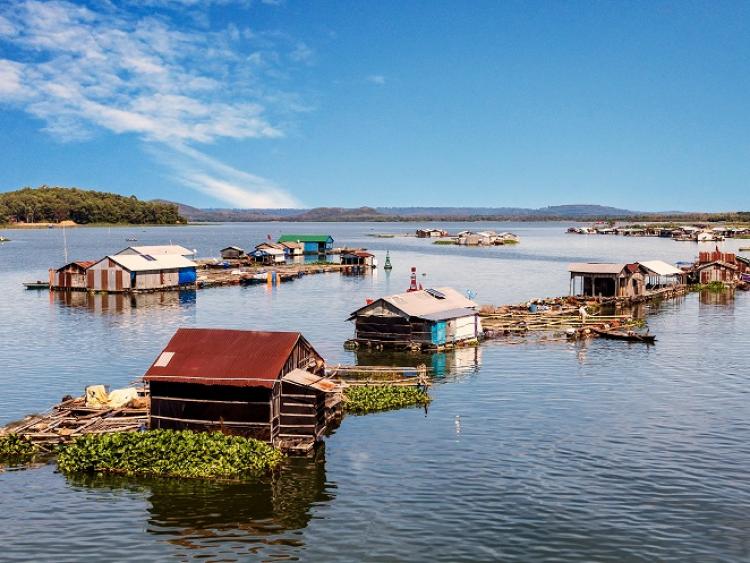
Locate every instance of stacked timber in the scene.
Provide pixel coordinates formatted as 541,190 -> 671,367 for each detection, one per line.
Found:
0,395 -> 148,448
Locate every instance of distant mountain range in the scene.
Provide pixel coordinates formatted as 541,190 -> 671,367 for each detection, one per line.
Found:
162,202 -> 664,222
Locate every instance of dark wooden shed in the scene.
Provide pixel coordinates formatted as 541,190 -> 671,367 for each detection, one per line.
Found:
143,328 -> 338,448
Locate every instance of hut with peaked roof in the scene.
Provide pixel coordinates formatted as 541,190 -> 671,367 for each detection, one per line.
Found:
220,246 -> 246,260
568,263 -> 646,298
50,260 -> 96,291
144,328 -> 338,447
252,242 -> 286,265
341,251 -> 375,269
348,287 -> 481,349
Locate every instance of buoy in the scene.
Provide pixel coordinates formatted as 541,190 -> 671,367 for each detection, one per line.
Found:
384,250 -> 393,270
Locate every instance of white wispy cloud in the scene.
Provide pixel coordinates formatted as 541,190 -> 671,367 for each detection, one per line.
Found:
366,74 -> 386,85
0,0 -> 305,208
148,142 -> 300,208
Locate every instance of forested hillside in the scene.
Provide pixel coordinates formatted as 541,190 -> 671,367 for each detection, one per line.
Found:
0,186 -> 184,225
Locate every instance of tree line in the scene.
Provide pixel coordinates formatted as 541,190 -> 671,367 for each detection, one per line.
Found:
0,186 -> 184,225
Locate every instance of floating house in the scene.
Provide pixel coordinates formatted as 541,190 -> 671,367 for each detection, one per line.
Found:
568,263 -> 646,298
220,246 -> 246,260
458,231 -> 493,246
341,251 -> 376,269
117,245 -> 195,257
277,235 -> 334,254
692,249 -> 747,284
252,243 -> 286,265
638,260 -> 686,289
87,254 -> 198,292
416,228 -> 448,238
279,241 -> 304,258
348,287 -> 482,349
144,328 -> 339,448
49,260 -> 95,291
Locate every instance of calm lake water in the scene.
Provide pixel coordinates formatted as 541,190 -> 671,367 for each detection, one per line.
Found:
1,222 -> 748,562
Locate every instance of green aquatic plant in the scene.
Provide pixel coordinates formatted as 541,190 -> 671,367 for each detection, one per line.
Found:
57,430 -> 283,480
0,434 -> 39,460
689,281 -> 729,293
343,385 -> 431,414
433,239 -> 457,245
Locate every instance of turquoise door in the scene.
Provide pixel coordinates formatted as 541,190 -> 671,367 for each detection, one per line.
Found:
431,321 -> 446,345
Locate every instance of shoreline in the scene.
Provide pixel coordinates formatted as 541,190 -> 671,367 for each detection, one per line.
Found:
1,222 -> 189,230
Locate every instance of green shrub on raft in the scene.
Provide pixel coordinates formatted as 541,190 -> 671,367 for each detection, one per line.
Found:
57,430 -> 283,479
0,434 -> 39,460
343,385 -> 431,414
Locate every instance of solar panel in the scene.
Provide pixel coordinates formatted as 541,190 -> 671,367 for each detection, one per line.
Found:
142,255 -> 157,261
425,288 -> 446,299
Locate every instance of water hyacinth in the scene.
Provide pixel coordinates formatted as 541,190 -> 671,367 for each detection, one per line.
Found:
57,430 -> 284,480
343,385 -> 431,414
0,434 -> 39,460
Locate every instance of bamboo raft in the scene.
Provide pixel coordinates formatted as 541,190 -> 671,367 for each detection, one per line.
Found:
481,311 -> 635,334
0,395 -> 148,448
325,364 -> 430,386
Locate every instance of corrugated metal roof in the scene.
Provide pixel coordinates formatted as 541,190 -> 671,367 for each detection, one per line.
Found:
56,260 -> 96,272
107,254 -> 197,272
282,369 -> 339,392
419,307 -> 479,321
277,235 -> 333,243
117,245 -> 194,256
568,263 -> 626,275
696,260 -> 738,271
639,260 -> 684,276
144,328 -> 305,388
352,287 -> 478,319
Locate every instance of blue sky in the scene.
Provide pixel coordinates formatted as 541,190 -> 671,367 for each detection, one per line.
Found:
0,1 -> 748,211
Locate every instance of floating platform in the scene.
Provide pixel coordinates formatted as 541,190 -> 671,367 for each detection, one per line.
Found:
0,395 -> 148,448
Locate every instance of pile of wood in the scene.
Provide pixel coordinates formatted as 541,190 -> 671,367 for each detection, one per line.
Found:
325,364 -> 430,386
0,395 -> 149,449
481,310 -> 634,335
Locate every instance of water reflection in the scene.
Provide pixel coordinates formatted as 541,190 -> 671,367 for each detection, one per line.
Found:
699,288 -> 735,307
65,447 -> 333,559
51,290 -> 197,313
353,346 -> 482,377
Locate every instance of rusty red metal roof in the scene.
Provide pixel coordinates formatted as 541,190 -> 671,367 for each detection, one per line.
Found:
144,328 -> 304,388
75,260 -> 96,269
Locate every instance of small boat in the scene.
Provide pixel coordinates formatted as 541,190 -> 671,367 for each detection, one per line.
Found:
23,281 -> 50,290
740,247 -> 750,252
592,327 -> 656,344
126,237 -> 138,242
0,236 -> 10,242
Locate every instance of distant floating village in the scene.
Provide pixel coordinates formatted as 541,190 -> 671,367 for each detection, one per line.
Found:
567,223 -> 750,242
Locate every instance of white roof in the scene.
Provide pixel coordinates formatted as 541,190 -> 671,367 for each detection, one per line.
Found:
106,254 -> 197,272
568,263 -> 627,274
639,260 -> 684,276
255,247 -> 285,256
117,245 -> 194,256
357,287 -> 478,318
